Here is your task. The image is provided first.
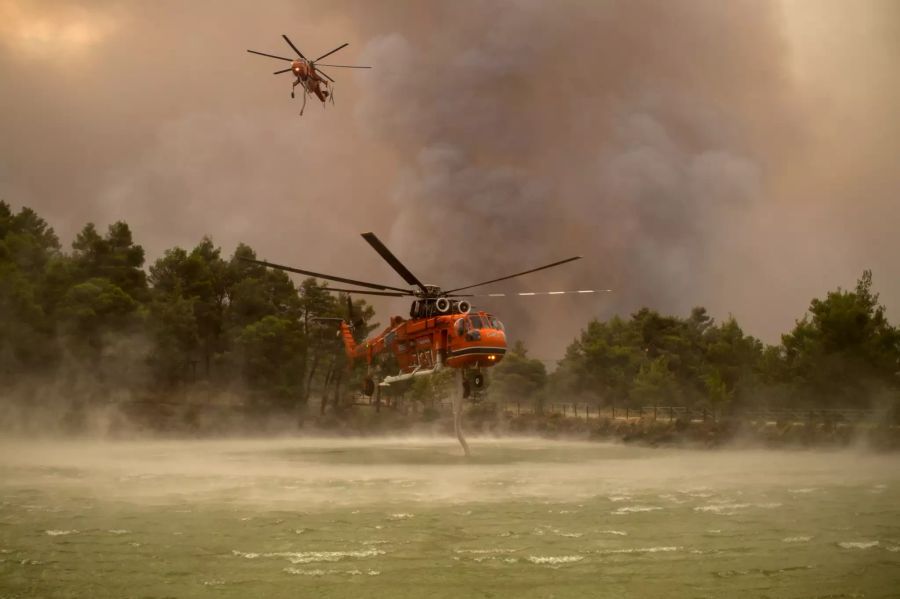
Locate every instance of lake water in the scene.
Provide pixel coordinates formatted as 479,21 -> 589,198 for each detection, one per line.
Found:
1,437 -> 898,598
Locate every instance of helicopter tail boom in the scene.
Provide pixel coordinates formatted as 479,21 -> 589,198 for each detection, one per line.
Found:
339,321 -> 357,361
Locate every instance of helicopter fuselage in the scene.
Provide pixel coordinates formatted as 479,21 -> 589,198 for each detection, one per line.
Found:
341,309 -> 507,375
290,59 -> 329,101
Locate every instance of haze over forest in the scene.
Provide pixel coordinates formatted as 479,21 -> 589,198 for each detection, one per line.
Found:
1,0 -> 899,360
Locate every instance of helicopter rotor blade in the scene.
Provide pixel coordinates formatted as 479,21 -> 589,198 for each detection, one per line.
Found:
315,64 -> 372,69
281,34 -> 306,59
444,257 -> 583,294
247,49 -> 294,62
361,233 -> 429,295
315,68 -> 335,82
324,286 -> 410,297
238,257 -> 410,293
454,289 -> 610,297
273,67 -> 293,75
314,42 -> 348,62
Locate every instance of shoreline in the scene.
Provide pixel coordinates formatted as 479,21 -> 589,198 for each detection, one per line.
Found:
2,400 -> 899,451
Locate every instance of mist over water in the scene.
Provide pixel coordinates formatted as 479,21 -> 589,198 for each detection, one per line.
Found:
2,438 -> 898,597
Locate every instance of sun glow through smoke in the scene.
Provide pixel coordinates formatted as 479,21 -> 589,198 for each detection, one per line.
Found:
0,1 -> 120,60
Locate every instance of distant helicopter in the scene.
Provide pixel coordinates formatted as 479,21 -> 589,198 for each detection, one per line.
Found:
247,35 -> 371,115
242,233 -> 605,454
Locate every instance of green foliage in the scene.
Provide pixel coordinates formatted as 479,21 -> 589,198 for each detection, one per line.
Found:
236,315 -> 306,406
0,202 -> 62,378
1,201 -> 897,417
72,221 -> 147,301
555,306 -> 766,408
406,368 -> 455,406
56,277 -> 142,366
489,340 -> 547,404
779,270 -> 900,407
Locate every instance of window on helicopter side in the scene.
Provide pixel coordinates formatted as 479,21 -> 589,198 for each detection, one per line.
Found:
468,315 -> 484,330
489,317 -> 505,331
454,318 -> 466,337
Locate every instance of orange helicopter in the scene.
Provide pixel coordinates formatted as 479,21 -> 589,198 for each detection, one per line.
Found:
243,233 -> 603,455
242,233 -> 601,396
247,35 -> 371,116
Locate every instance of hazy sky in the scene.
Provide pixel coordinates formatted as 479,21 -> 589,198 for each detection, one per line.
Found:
1,0 -> 898,359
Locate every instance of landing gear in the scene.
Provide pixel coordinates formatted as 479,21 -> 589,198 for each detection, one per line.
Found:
473,372 -> 484,390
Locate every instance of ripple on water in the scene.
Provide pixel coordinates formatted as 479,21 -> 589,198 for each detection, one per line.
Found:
387,513 -> 414,520
599,546 -> 680,555
455,548 -> 518,555
44,530 -> 78,536
837,541 -> 879,550
608,495 -> 632,502
284,567 -> 381,576
782,536 -> 813,543
612,506 -> 662,515
694,502 -> 782,515
526,555 -> 585,565
233,548 -> 385,564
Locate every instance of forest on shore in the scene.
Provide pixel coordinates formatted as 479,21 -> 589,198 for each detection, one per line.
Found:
2,201 -> 899,431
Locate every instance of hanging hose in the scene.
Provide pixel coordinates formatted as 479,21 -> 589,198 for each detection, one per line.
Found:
453,370 -> 471,457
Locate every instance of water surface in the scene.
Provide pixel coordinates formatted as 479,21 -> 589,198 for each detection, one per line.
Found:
1,438 -> 898,598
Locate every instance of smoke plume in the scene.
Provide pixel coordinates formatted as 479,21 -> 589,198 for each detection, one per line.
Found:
1,0 -> 898,358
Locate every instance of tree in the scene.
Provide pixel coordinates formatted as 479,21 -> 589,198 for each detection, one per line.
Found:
0,202 -> 63,378
632,356 -> 680,405
71,221 -> 147,301
147,294 -> 200,387
56,277 -> 145,386
490,340 -> 548,405
235,315 -> 306,407
780,270 -> 900,407
148,238 -> 228,379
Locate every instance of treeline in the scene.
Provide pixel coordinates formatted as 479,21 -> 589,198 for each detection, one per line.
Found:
0,201 -> 376,410
490,275 -> 900,412
3,201 -> 899,418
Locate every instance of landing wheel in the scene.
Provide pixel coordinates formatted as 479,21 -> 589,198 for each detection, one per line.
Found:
462,380 -> 471,399
291,91 -> 295,98
363,377 -> 375,397
473,372 -> 484,389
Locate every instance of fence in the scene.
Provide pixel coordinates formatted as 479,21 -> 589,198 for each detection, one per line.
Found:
493,402 -> 885,425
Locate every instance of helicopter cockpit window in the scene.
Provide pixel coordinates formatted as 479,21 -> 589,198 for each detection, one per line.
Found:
468,315 -> 484,330
489,317 -> 505,331
454,318 -> 465,337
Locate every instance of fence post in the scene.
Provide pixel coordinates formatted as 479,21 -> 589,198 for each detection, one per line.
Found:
612,406 -> 616,419
626,406 -> 630,419
516,400 -> 520,416
654,405 -> 658,420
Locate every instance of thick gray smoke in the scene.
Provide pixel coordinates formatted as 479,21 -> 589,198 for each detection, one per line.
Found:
1,0 -> 898,358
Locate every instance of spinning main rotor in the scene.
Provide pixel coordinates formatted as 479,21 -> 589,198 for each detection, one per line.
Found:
241,233 -> 605,303
247,34 -> 371,83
